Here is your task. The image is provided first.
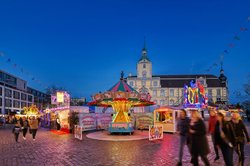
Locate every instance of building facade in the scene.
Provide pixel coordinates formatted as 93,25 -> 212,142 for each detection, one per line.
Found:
0,70 -> 49,114
127,46 -> 228,106
27,87 -> 51,110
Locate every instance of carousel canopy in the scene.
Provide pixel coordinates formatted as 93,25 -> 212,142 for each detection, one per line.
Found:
88,71 -> 154,107
109,79 -> 137,92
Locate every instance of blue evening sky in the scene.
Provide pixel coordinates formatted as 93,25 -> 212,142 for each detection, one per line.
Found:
0,0 -> 249,103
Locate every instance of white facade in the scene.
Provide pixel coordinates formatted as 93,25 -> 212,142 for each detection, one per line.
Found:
0,70 -> 34,114
0,85 -> 34,114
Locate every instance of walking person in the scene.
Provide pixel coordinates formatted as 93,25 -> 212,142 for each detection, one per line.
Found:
12,121 -> 22,142
189,110 -> 210,166
29,116 -> 38,141
214,111 -> 236,166
21,117 -> 29,140
56,117 -> 61,131
176,109 -> 190,166
231,112 -> 250,166
208,109 -> 220,161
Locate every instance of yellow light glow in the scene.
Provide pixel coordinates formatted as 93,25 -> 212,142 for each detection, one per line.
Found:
57,92 -> 64,103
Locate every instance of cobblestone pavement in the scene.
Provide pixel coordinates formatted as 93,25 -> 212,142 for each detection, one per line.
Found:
0,125 -> 250,166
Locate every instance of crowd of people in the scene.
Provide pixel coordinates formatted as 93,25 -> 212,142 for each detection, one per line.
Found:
177,109 -> 250,166
12,116 -> 39,142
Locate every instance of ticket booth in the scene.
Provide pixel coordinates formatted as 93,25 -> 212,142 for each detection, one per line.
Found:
154,107 -> 176,133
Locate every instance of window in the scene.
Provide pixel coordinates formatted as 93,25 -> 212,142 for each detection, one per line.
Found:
13,91 -> 20,99
160,100 -> 164,105
5,99 -> 12,107
153,81 -> 158,87
153,90 -> 157,97
143,64 -> 146,69
208,89 -> 213,98
0,98 -> 2,106
21,93 -> 27,101
169,99 -> 174,106
216,89 -> 221,96
28,95 -> 33,102
129,81 -> 134,87
216,97 -> 221,101
21,102 -> 27,108
160,89 -> 165,96
5,74 -> 17,86
5,89 -> 12,98
13,100 -> 20,108
170,89 -> 174,97
0,87 -> 2,96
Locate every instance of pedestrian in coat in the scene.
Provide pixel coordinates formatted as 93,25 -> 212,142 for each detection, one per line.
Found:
231,112 -> 250,166
29,116 -> 39,141
21,117 -> 29,140
176,109 -> 190,166
189,110 -> 210,166
208,109 -> 220,161
214,112 -> 236,166
12,121 -> 21,142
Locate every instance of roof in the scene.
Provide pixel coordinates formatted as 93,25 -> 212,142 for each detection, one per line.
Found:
127,74 -> 226,88
153,74 -> 218,79
160,79 -> 225,88
127,74 -> 218,79
108,79 -> 137,92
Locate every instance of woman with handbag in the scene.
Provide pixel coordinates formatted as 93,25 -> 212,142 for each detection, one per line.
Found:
231,112 -> 250,166
214,112 -> 236,166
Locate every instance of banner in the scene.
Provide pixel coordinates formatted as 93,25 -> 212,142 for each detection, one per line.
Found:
135,113 -> 153,129
79,114 -> 96,131
96,113 -> 112,129
74,125 -> 82,140
149,125 -> 163,141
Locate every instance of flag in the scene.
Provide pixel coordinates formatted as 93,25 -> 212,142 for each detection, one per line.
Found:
234,36 -> 240,40
7,58 -> 11,62
240,27 -> 248,31
32,77 -> 35,81
0,52 -> 4,57
224,50 -> 229,54
229,43 -> 234,48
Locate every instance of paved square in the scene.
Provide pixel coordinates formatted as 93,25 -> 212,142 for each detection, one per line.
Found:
0,125 -> 250,166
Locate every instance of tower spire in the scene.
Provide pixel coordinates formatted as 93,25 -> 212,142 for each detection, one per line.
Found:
141,37 -> 149,60
220,54 -> 224,74
143,36 -> 146,50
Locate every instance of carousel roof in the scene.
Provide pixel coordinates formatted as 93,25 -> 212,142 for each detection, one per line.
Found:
108,79 -> 137,92
88,72 -> 154,107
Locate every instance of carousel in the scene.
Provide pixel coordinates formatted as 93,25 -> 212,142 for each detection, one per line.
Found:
88,72 -> 154,134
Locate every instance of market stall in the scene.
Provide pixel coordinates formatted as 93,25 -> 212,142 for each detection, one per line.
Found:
154,106 -> 177,133
48,91 -> 71,132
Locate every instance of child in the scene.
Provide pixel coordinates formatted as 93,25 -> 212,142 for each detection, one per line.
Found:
12,121 -> 21,142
